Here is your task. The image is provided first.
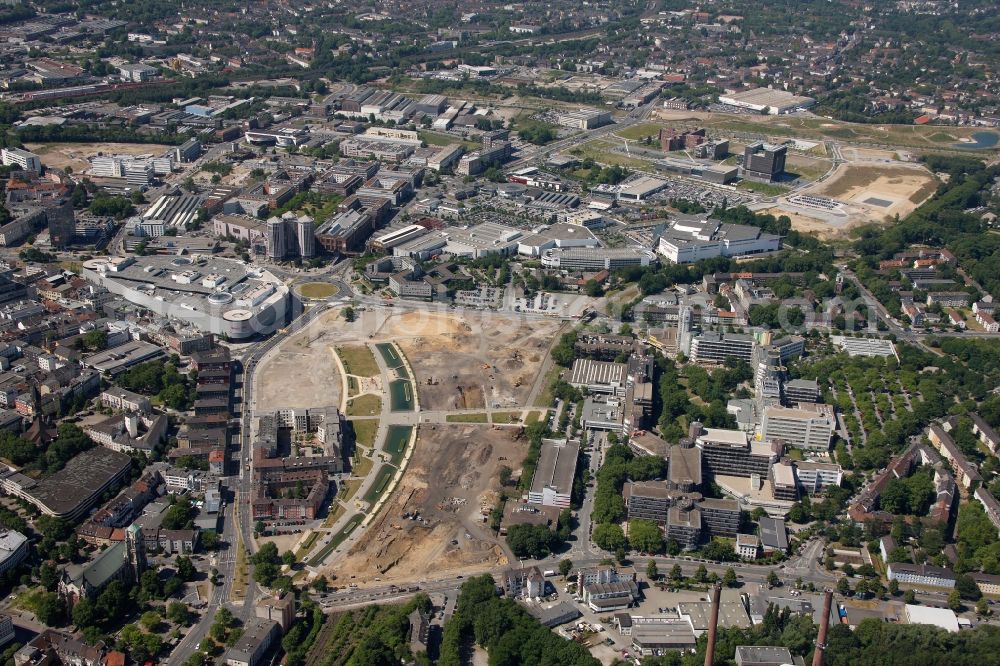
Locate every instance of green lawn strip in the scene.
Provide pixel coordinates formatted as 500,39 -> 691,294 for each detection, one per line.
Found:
445,413 -> 489,423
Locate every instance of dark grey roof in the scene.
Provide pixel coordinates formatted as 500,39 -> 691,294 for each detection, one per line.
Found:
758,517 -> 788,550
734,645 -> 795,665
26,448 -> 132,517
527,601 -> 581,628
668,445 -> 702,487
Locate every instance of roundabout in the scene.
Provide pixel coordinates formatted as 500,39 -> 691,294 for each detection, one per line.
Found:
295,281 -> 341,300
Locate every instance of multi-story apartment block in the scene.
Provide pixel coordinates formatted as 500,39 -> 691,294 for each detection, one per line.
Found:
690,332 -> 755,364
887,563 -> 956,589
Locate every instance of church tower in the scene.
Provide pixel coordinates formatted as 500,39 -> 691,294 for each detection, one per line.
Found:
125,523 -> 146,582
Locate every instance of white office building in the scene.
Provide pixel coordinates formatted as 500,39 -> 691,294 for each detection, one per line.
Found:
0,531 -> 28,576
657,217 -> 780,264
554,108 -> 612,130
761,403 -> 836,452
690,332 -> 755,364
118,63 -> 160,82
528,440 -> 580,508
1,148 -> 42,174
793,461 -> 843,493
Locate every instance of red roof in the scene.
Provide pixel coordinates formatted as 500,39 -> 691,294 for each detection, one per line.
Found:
105,651 -> 126,666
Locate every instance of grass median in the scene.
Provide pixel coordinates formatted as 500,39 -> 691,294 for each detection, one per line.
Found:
308,514 -> 363,566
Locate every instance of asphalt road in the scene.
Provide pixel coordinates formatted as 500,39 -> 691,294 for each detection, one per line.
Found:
309,540 -> 955,613
503,99 -> 659,171
167,299 -> 332,665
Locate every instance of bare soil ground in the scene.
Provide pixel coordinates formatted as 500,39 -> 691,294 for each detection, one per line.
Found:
256,309 -> 559,413
26,142 -> 175,173
804,163 -> 938,223
382,311 -> 561,411
327,425 -> 528,585
784,153 -> 833,181
258,532 -> 301,555
758,207 -> 858,240
839,146 -> 903,161
255,311 -> 343,411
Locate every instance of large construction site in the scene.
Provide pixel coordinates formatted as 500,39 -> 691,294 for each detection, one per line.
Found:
754,161 -> 940,238
254,312 -> 346,411
329,424 -> 528,584
801,163 -> 938,223
256,309 -> 560,411
253,305 -> 563,583
383,311 -> 562,411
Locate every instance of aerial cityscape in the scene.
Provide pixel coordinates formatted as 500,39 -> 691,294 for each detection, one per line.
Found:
0,0 -> 997,664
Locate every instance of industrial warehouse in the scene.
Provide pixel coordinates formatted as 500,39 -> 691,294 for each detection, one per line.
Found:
717,87 -> 816,114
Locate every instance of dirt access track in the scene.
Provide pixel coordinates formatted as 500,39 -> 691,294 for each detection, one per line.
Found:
328,424 -> 528,585
376,311 -> 563,411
